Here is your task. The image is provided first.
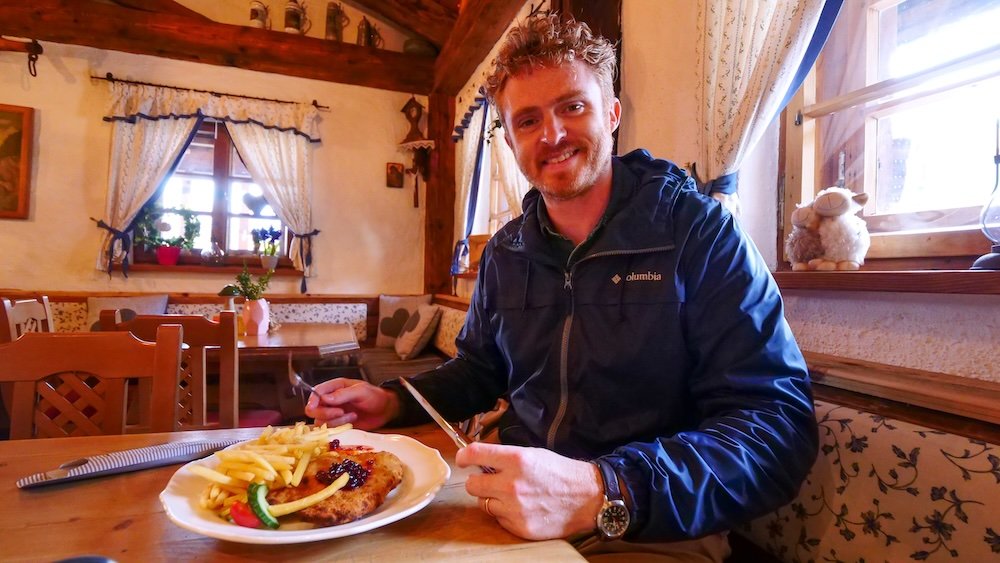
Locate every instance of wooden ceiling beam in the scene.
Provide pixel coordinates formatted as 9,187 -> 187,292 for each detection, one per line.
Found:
348,0 -> 456,51
0,0 -> 434,94
432,0 -> 524,95
108,0 -> 210,21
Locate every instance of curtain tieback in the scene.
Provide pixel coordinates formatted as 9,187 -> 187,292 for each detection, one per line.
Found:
450,239 -> 469,276
690,163 -> 739,196
90,217 -> 131,278
290,229 -> 321,293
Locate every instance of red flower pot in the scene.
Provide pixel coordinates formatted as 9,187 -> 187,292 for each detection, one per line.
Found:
156,245 -> 182,265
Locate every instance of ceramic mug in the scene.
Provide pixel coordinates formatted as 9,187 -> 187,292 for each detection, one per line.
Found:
249,0 -> 268,29
325,2 -> 349,41
285,0 -> 311,34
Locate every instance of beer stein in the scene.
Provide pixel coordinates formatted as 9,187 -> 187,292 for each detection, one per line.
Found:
285,0 -> 311,34
249,0 -> 268,29
325,2 -> 349,41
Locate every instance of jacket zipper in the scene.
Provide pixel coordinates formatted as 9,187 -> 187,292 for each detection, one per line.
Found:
544,244 -> 674,451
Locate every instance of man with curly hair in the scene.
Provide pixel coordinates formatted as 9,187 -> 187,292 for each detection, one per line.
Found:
310,14 -> 817,561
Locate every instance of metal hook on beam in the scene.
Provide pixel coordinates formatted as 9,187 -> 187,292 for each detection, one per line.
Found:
0,37 -> 43,77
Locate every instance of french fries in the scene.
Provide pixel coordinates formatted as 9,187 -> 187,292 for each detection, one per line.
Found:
192,422 -> 352,522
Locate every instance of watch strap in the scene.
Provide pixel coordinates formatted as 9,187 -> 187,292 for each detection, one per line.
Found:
594,458 -> 623,503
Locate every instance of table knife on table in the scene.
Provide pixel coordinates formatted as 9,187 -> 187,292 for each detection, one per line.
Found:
16,439 -> 242,489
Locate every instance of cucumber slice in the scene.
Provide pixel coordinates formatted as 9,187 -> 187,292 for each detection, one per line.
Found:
247,482 -> 280,529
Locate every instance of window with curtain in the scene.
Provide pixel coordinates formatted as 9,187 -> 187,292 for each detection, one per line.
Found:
133,119 -> 287,266
785,0 -> 1000,268
96,80 -> 320,283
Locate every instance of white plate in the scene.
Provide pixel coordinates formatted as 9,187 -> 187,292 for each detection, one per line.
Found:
159,429 -> 451,544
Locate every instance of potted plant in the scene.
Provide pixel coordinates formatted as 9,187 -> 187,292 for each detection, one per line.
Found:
252,226 -> 282,270
223,264 -> 273,334
134,208 -> 201,265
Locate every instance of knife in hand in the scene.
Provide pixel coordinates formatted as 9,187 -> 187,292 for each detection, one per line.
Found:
399,377 -> 495,474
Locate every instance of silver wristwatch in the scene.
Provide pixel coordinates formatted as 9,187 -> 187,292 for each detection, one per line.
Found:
594,459 -> 630,540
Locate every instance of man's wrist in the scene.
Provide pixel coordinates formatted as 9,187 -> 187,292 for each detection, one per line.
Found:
593,458 -> 631,540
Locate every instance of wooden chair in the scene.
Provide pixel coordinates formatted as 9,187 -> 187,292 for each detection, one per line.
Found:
0,296 -> 54,342
0,324 -> 182,439
1,296 -> 56,436
99,310 -> 282,429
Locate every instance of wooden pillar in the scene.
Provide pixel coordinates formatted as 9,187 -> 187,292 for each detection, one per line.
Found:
551,0 -> 622,148
424,92 -> 457,295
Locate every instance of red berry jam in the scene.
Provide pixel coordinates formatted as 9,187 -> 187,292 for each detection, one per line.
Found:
316,459 -> 373,490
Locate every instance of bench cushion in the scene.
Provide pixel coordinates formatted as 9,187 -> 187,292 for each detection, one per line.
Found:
739,399 -> 1000,562
395,304 -> 442,360
376,294 -> 432,348
359,347 -> 448,385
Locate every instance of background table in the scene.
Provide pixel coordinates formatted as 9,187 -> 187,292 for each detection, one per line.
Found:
0,424 -> 583,562
233,323 -> 360,419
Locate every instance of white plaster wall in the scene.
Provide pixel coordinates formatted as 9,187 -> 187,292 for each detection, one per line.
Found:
621,0 -> 999,382
784,291 -> 1000,382
0,41 -> 425,296
618,0 -> 700,170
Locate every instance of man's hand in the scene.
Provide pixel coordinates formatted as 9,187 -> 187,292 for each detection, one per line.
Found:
456,442 -> 604,540
304,378 -> 400,429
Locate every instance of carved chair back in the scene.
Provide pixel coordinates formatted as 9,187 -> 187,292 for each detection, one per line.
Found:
100,310 -> 240,429
0,325 -> 182,439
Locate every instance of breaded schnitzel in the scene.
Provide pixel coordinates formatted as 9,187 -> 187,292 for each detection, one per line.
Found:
267,445 -> 404,526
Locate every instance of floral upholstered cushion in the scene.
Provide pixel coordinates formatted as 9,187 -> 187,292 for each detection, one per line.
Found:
431,306 -> 466,359
739,400 -> 1000,562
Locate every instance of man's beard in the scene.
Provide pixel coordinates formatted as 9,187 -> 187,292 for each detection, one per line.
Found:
523,131 -> 612,202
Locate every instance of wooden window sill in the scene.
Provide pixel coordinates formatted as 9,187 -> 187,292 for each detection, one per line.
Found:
127,263 -> 301,277
457,270 -> 1000,294
805,351 -> 1000,437
773,270 -> 1000,295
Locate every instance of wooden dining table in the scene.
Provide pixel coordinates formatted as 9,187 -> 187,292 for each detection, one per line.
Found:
0,424 -> 583,562
231,322 -> 361,419
236,322 -> 359,361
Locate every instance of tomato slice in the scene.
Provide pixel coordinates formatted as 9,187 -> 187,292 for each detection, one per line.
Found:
230,501 -> 263,528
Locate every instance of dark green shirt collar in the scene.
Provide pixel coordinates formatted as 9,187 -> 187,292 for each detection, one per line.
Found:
537,157 -> 636,266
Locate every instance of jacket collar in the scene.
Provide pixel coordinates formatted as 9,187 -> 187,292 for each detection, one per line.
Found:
497,149 -> 692,262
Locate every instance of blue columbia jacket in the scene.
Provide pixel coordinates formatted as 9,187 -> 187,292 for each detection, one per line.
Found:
386,149 -> 818,542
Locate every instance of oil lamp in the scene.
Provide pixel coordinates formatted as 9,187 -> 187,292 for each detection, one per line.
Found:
971,119 -> 1000,270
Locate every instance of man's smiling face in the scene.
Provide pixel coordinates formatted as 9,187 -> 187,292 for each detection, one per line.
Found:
496,59 -> 621,202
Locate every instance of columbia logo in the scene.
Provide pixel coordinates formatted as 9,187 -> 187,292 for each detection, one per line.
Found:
625,271 -> 662,282
612,274 -> 622,284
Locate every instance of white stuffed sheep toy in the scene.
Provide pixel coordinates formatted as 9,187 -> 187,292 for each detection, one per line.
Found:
786,187 -> 871,271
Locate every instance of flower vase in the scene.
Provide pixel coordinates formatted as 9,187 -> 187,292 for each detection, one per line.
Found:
156,246 -> 182,265
242,299 -> 270,334
260,254 -> 279,271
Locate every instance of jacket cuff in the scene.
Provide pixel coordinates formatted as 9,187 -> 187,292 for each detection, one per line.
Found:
379,379 -> 431,427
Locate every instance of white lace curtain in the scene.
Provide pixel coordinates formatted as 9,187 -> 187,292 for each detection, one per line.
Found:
490,108 -> 531,218
95,113 -> 195,273
96,81 -> 320,277
454,102 -> 488,260
695,0 -> 829,217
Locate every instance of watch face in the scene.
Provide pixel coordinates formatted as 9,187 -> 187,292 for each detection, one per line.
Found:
598,501 -> 629,539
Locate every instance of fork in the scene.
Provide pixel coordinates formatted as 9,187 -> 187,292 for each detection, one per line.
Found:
287,357 -> 321,401
288,369 -> 320,398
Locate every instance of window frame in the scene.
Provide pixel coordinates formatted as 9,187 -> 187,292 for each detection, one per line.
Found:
780,0 -> 999,270
131,120 -> 292,269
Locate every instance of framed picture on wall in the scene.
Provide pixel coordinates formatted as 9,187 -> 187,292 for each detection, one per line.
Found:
386,162 -> 404,188
0,104 -> 33,219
